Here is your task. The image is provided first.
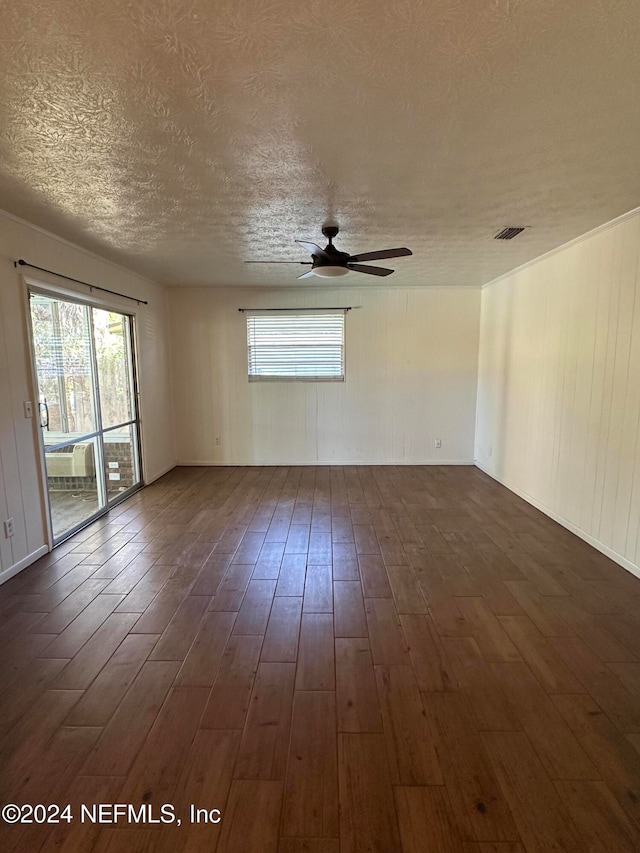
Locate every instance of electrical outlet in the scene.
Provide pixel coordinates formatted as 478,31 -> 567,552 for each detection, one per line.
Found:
24,401 -> 33,418
434,438 -> 442,449
215,436 -> 220,446
4,518 -> 14,538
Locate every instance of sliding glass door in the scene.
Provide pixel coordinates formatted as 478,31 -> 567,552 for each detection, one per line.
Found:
29,292 -> 141,542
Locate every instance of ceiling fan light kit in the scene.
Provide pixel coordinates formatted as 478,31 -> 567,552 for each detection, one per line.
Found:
245,224 -> 412,280
310,265 -> 349,278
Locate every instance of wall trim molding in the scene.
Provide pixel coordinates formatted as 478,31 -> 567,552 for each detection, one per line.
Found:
481,204 -> 640,291
475,461 -> 640,581
0,544 -> 49,586
176,459 -> 477,467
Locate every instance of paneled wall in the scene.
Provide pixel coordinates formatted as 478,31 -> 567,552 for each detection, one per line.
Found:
0,210 -> 175,582
169,285 -> 481,465
476,210 -> 640,575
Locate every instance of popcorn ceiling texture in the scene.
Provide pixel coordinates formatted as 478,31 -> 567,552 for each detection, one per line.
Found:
0,0 -> 639,287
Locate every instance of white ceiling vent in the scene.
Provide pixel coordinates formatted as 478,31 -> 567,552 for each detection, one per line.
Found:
494,227 -> 526,240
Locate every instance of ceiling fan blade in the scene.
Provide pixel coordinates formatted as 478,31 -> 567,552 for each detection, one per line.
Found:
348,247 -> 412,263
297,270 -> 316,280
295,240 -> 330,260
245,260 -> 312,264
347,263 -> 394,277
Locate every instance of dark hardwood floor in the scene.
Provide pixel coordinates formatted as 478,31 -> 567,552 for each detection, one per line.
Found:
1,465 -> 640,852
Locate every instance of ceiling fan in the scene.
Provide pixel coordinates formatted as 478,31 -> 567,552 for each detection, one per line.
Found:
245,225 -> 412,279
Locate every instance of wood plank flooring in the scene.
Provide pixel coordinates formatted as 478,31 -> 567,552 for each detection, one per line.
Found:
1,464 -> 640,851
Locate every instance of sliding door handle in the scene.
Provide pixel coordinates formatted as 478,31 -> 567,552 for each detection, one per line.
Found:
39,399 -> 50,430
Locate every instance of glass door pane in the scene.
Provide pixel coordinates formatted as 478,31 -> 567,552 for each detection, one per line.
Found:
30,292 -> 142,543
93,306 -> 141,501
30,293 -> 106,540
93,308 -> 135,429
44,436 -> 102,539
103,423 -> 140,501
30,295 -> 98,445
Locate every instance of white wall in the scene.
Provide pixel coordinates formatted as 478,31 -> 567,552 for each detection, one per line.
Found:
169,285 -> 480,465
0,210 -> 175,582
476,209 -> 640,576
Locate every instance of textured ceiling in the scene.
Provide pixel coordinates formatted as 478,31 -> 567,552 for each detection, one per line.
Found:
1,0 -> 640,288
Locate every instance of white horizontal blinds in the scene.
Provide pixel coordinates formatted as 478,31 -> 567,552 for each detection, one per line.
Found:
246,311 -> 345,381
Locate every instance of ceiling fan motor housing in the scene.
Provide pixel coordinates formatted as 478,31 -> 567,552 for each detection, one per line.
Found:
313,228 -> 350,274
314,245 -> 349,263
312,248 -> 351,275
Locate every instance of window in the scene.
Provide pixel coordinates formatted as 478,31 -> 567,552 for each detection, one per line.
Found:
246,310 -> 346,381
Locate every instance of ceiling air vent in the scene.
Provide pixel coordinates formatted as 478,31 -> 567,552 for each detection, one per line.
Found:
494,226 -> 526,240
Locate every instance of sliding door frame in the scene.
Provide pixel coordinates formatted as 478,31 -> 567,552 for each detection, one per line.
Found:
23,276 -> 145,548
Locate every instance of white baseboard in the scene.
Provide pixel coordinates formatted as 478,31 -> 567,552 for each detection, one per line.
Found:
0,544 -> 49,586
144,461 -> 178,483
176,459 -> 477,467
475,460 -> 640,581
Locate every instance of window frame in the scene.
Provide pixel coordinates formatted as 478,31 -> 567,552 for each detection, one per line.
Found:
245,309 -> 347,383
